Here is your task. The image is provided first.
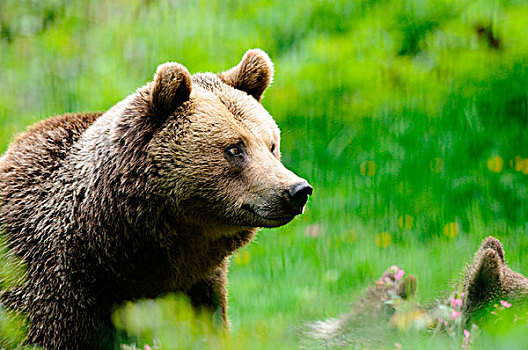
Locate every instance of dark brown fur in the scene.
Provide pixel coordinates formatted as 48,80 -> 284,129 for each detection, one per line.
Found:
464,236 -> 528,314
0,49 -> 310,349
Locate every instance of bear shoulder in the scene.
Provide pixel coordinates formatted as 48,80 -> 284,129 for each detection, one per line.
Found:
1,111 -> 101,172
1,112 -> 102,174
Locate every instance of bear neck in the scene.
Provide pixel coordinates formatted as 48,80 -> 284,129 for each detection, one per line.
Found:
64,95 -> 257,299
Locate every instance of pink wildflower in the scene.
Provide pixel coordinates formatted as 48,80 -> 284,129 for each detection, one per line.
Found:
144,346 -> 151,350
304,224 -> 320,238
451,310 -> 461,319
500,300 -> 511,308
451,298 -> 463,308
462,329 -> 471,349
395,269 -> 405,280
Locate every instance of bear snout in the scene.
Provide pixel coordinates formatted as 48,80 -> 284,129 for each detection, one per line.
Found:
284,180 -> 312,215
241,180 -> 312,226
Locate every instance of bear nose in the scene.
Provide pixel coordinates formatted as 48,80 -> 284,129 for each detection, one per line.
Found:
286,181 -> 313,214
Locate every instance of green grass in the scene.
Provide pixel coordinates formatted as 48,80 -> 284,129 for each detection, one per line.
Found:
1,0 -> 528,348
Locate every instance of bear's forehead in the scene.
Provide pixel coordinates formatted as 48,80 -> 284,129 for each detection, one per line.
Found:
190,73 -> 280,143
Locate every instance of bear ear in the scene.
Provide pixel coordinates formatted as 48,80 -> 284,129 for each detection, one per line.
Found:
464,248 -> 503,311
218,49 -> 274,101
478,236 -> 505,262
151,62 -> 192,118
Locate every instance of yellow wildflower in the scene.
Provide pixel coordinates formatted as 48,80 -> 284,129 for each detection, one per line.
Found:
375,232 -> 392,248
487,156 -> 503,173
510,157 -> 528,174
235,250 -> 251,265
517,157 -> 528,174
398,215 -> 414,230
360,161 -> 376,176
443,222 -> 459,239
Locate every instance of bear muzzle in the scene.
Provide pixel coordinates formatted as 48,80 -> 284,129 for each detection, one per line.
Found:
241,179 -> 312,227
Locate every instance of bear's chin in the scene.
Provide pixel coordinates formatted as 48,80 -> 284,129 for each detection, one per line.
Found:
259,217 -> 296,228
240,204 -> 297,228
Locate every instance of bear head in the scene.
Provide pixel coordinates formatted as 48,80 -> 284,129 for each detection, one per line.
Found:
134,49 -> 312,230
464,236 -> 528,314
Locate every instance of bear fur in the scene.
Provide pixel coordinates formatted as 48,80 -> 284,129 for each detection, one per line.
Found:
0,49 -> 311,349
463,236 -> 528,315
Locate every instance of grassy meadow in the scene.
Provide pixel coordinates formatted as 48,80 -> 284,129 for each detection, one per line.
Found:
1,0 -> 528,348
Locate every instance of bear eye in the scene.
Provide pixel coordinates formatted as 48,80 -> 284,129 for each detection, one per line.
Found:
226,144 -> 244,158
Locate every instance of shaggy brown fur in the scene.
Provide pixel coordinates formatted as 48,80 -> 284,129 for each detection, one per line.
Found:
0,49 -> 311,349
464,236 -> 528,314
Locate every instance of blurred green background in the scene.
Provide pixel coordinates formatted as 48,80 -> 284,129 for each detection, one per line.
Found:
1,0 -> 528,348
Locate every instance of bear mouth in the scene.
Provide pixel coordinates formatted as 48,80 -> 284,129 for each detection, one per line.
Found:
241,203 -> 296,224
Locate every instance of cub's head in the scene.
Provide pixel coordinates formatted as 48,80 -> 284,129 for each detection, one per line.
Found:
146,49 -> 312,229
464,236 -> 528,314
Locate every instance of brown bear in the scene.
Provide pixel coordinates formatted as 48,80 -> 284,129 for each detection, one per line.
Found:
0,49 -> 312,349
463,236 -> 528,315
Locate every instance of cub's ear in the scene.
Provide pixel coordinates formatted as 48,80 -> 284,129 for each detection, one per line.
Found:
478,236 -> 505,262
151,62 -> 192,118
218,49 -> 274,101
464,248 -> 503,311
